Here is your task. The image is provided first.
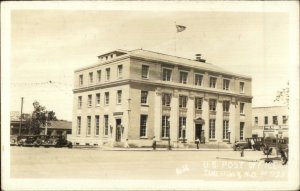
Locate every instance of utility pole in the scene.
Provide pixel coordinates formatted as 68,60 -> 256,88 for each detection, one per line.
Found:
18,97 -> 24,135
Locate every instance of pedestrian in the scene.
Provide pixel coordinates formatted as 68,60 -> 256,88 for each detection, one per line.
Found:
152,136 -> 156,150
195,137 -> 200,149
124,139 -> 130,148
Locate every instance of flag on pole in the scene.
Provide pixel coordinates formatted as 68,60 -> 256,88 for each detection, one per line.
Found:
176,25 -> 186,32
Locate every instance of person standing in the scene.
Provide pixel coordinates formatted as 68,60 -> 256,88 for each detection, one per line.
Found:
152,136 -> 156,150
195,137 -> 200,149
124,139 -> 130,148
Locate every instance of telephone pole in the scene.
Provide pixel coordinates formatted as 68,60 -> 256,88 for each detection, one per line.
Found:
18,97 -> 24,135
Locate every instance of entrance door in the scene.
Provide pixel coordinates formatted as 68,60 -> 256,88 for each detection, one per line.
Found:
115,119 -> 122,142
195,124 -> 202,140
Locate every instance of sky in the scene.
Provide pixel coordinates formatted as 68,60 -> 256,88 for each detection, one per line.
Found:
10,7 -> 291,121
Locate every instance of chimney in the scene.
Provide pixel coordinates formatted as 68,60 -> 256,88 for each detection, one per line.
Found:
195,54 -> 206,63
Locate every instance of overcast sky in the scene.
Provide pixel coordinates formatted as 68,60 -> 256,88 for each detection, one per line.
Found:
10,5 -> 291,121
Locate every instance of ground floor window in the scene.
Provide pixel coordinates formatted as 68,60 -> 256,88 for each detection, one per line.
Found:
209,119 -> 216,139
104,115 -> 109,136
178,117 -> 186,138
223,120 -> 229,139
240,122 -> 244,140
77,116 -> 81,135
95,115 -> 100,136
87,116 -> 91,136
140,115 -> 147,137
162,116 -> 170,138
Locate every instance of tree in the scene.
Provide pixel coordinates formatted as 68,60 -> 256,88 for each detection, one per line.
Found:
30,101 -> 58,135
274,82 -> 289,107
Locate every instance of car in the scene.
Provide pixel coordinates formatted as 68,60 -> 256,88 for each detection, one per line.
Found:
33,135 -> 50,147
42,135 -> 72,148
233,137 -> 264,151
10,137 -> 18,146
17,135 -> 38,147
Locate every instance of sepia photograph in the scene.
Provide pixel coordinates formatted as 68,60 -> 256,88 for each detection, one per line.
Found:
1,1 -> 299,190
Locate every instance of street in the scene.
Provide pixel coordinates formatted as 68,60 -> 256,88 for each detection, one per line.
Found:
11,147 -> 288,180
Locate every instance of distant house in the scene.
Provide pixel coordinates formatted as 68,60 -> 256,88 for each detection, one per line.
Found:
10,111 -> 72,136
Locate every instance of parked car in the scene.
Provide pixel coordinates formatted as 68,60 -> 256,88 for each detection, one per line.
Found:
17,135 -> 38,147
42,135 -> 72,148
33,135 -> 50,147
233,137 -> 264,151
10,136 -> 18,146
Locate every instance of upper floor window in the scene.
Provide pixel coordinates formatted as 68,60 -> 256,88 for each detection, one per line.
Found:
79,75 -> 83,86
209,99 -> 216,111
162,68 -> 172,81
97,70 -> 101,83
141,91 -> 148,105
117,90 -> 122,104
282,116 -> 288,124
179,96 -> 188,108
88,95 -> 92,107
240,122 -> 245,140
105,92 -> 109,105
223,101 -> 230,112
240,82 -> 245,93
209,77 -> 217,88
89,72 -> 93,84
195,74 -> 203,86
106,68 -> 110,81
96,93 -> 100,106
195,97 -> 203,110
254,117 -> 258,125
162,93 -> 171,107
273,116 -> 278,125
78,96 -> 82,109
223,79 -> 230,90
240,103 -> 245,114
117,65 -> 123,78
179,71 -> 188,84
142,65 -> 149,79
264,116 -> 268,125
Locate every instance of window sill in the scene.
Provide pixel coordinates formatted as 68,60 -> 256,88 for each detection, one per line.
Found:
161,137 -> 171,140
140,136 -> 148,139
240,114 -> 245,116
209,139 -> 217,142
141,104 -> 149,107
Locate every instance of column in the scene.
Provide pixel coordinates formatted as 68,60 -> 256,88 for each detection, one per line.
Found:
170,90 -> 179,142
154,89 -> 162,141
216,99 -> 223,142
186,94 -> 195,142
202,96 -> 209,143
229,99 -> 236,143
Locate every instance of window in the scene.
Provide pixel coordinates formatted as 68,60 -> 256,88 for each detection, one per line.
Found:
78,96 -> 82,109
180,71 -> 188,84
117,90 -> 122,104
161,116 -> 170,138
179,96 -> 188,108
282,116 -> 288,124
88,95 -> 92,107
104,115 -> 109,136
179,117 -> 186,138
223,79 -> 230,90
89,72 -> 93,84
209,119 -> 216,139
105,92 -> 109,105
77,116 -> 81,135
195,97 -> 203,110
162,93 -> 171,107
117,65 -> 123,78
240,103 -> 245,114
87,116 -> 91,136
141,91 -> 148,105
254,117 -> 258,125
273,116 -> 278,125
142,65 -> 149,79
106,68 -> 110,81
195,74 -> 203,86
96,93 -> 100,106
240,122 -> 244,140
209,99 -> 216,111
140,115 -> 147,137
79,75 -> 83,86
95,115 -> 100,136
97,70 -> 101,83
162,68 -> 172,81
264,116 -> 268,125
223,120 -> 229,139
240,82 -> 245,93
223,101 -> 230,112
209,77 -> 217,88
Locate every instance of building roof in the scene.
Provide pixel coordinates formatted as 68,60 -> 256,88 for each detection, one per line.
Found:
46,120 -> 72,130
77,49 -> 251,79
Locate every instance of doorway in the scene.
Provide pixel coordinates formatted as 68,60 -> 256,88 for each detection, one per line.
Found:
195,124 -> 202,140
115,119 -> 122,142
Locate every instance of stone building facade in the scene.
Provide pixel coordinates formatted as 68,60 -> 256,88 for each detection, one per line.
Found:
70,49 -> 252,147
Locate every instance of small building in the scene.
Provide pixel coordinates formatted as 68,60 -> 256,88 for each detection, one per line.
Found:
10,111 -> 31,135
40,120 -> 72,136
70,49 -> 252,147
252,106 -> 288,138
